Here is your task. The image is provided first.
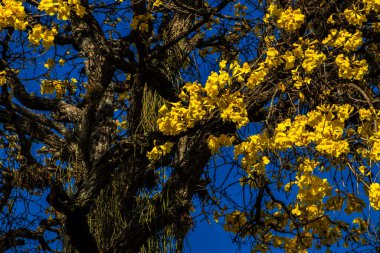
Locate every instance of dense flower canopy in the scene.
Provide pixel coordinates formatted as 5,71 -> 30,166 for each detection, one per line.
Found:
0,0 -> 380,252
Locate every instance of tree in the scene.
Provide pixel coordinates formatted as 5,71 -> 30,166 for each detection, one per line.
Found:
0,0 -> 380,252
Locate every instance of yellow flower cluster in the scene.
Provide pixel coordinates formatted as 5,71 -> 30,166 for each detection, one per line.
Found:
157,82 -> 207,135
292,71 -> 311,89
354,107 -> 380,161
233,105 -> 355,187
246,63 -> 268,88
276,104 -> 352,157
265,4 -> 305,32
28,25 -> 58,49
276,7 -> 305,32
298,158 -> 319,173
363,0 -> 380,13
362,132 -> 380,161
345,195 -> 366,214
234,104 -> 353,174
0,71 -> 6,86
302,48 -> 326,73
243,37 -> 327,90
204,70 -> 230,98
40,78 -> 77,98
335,54 -> 368,80
285,159 -> 337,243
282,51 -> 296,69
230,61 -> 251,82
322,29 -> 363,52
291,203 -> 324,219
207,134 -> 235,154
0,0 -> 28,30
265,47 -> 281,68
246,47 -> 279,88
223,210 -> 247,234
344,6 -> 367,26
39,0 -> 85,20
369,183 -> 380,210
130,14 -> 153,32
146,141 -> 173,161
359,107 -> 379,122
352,217 -> 368,235
295,174 -> 331,204
282,233 -> 312,253
234,133 -> 271,175
292,38 -> 326,74
157,104 -> 191,136
157,69 -> 248,135
218,91 -> 248,127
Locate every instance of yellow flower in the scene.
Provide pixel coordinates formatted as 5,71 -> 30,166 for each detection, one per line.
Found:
39,0 -> 85,20
265,47 -> 280,68
299,92 -> 305,102
267,3 -> 282,17
218,91 -> 248,128
276,7 -> 305,32
359,108 -> 374,121
344,6 -> 367,26
41,27 -> 58,48
223,210 -> 247,233
278,82 -> 286,92
157,82 -> 208,135
130,14 -> 153,32
246,63 -> 268,88
153,0 -> 163,7
146,142 -> 173,161
335,54 -> 368,80
44,58 -> 55,69
369,183 -> 380,210
40,79 -> 76,98
208,134 -> 235,154
0,0 -> 28,30
291,204 -> 301,216
28,24 -> 43,45
323,29 -> 363,52
302,49 -> 326,73
327,14 -> 335,24
363,0 -> 380,13
282,51 -> 295,69
59,58 -> 65,66
219,60 -> 227,69
295,174 -> 331,204
0,71 -> 6,86
262,156 -> 270,165
29,25 -> 58,49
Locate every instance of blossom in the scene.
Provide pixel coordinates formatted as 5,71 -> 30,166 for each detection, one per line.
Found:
0,71 -> 6,86
323,29 -> 363,52
208,134 -> 235,154
344,6 -> 367,26
335,54 -> 368,80
0,0 -> 28,30
44,58 -> 55,69
369,183 -> 380,210
28,25 -> 58,49
39,0 -> 85,20
146,142 -> 173,161
276,7 -> 305,32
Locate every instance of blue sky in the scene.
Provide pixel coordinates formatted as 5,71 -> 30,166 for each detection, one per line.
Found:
186,221 -> 250,253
